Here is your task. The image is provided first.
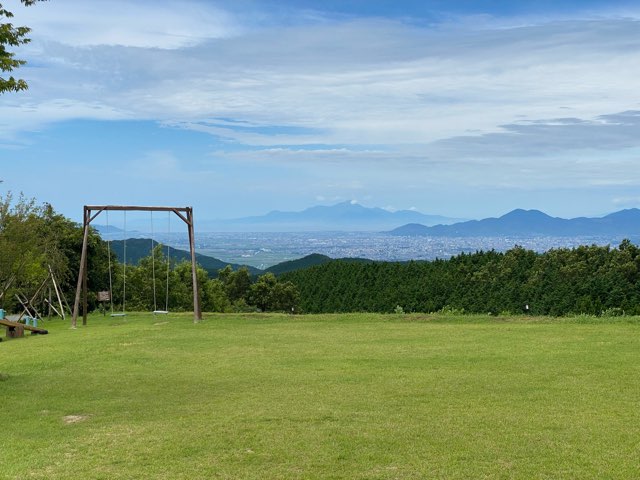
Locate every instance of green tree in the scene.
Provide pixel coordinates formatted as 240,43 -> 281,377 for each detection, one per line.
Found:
202,278 -> 229,312
0,192 -> 110,314
1,0 -> 45,93
218,265 -> 251,303
248,272 -> 300,312
248,272 -> 277,311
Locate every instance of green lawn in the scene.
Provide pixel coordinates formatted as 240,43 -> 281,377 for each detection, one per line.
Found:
1,313 -> 639,479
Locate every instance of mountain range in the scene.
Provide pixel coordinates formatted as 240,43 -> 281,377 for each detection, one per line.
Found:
200,201 -> 461,232
388,208 -> 640,237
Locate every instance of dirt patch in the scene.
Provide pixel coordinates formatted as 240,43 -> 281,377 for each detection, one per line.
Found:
153,321 -> 169,326
63,414 -> 90,424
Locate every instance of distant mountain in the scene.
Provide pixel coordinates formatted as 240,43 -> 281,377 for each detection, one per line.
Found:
94,224 -> 125,234
388,208 -> 640,237
200,202 -> 461,232
109,239 -> 261,276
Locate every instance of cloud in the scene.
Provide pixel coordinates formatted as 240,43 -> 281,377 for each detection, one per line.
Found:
5,0 -> 239,49
4,2 -> 640,197
612,196 -> 640,207
430,111 -> 640,158
7,13 -> 640,145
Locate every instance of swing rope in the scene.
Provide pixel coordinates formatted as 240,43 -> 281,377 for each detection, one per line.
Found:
164,211 -> 170,312
150,210 -> 170,314
107,210 -> 127,317
120,211 -> 127,315
106,210 -> 114,315
151,211 -> 158,312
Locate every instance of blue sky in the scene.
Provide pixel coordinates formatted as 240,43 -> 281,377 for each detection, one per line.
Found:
2,0 -> 640,224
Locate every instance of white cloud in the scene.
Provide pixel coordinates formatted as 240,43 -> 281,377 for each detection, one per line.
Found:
4,0 -> 239,49
8,13 -> 640,145
0,99 -> 127,141
612,196 -> 640,208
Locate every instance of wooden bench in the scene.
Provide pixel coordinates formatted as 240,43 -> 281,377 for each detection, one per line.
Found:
0,319 -> 49,338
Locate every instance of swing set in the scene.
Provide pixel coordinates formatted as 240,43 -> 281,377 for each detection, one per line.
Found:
71,205 -> 202,327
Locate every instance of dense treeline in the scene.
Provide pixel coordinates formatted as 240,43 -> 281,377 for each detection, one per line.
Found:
281,242 -> 640,316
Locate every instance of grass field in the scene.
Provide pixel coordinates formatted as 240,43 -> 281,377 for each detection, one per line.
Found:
1,313 -> 639,479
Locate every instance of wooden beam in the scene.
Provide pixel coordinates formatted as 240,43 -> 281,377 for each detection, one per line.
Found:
1,318 -> 48,334
85,205 -> 190,214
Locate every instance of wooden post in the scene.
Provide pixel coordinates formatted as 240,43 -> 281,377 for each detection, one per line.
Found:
49,266 -> 66,320
187,207 -> 202,323
72,207 -> 90,328
82,227 -> 88,325
6,323 -> 24,338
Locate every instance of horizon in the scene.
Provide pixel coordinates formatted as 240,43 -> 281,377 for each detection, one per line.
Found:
88,201 -> 640,237
2,0 -> 640,222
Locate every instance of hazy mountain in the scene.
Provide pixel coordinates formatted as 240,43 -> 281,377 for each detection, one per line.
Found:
200,201 -> 461,232
388,208 -> 640,237
94,224 -> 126,234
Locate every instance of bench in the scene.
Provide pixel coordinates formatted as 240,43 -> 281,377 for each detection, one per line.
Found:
0,319 -> 49,338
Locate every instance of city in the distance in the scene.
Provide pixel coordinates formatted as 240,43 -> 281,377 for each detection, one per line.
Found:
99,201 -> 640,270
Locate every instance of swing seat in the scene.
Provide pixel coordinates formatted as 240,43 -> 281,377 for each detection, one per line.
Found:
153,310 -> 169,315
110,313 -> 127,317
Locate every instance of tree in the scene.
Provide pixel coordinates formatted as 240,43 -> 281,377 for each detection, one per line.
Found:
248,272 -> 278,312
219,266 -> 251,303
0,192 -> 110,314
248,272 -> 300,312
1,0 -> 44,94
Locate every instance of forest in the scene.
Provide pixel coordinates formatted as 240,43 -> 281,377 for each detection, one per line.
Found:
281,242 -> 640,316
2,193 -> 639,318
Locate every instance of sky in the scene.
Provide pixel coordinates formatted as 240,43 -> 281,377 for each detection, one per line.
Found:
2,0 -> 640,224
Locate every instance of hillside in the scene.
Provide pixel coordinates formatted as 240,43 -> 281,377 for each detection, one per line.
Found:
109,239 -> 261,276
264,253 -> 333,275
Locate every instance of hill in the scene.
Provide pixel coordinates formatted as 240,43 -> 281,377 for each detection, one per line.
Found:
200,201 -> 461,232
388,208 -> 640,237
264,253 -> 333,275
109,239 -> 261,276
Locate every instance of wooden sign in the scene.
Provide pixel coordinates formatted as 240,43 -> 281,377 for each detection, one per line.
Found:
97,291 -> 111,302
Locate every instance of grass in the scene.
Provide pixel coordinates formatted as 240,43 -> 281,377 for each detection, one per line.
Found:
1,312 -> 639,479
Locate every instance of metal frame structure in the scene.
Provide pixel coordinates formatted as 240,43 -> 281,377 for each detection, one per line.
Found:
71,205 -> 202,327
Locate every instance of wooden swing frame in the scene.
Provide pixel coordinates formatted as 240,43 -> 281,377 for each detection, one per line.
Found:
71,205 -> 202,327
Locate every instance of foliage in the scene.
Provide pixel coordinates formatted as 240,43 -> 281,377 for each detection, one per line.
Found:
248,272 -> 300,312
282,241 -> 640,316
0,0 -> 45,93
0,192 -> 111,314
104,251 -> 300,314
